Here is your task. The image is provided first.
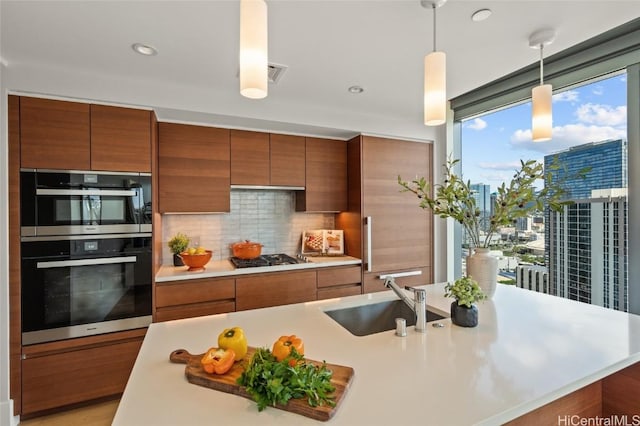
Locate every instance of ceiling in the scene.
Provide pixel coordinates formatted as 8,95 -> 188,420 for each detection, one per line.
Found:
1,1 -> 639,141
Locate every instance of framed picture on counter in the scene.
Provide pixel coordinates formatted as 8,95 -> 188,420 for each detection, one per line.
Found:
301,230 -> 344,255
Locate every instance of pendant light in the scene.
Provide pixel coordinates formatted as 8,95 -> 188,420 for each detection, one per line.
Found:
240,0 -> 268,99
422,0 -> 447,126
529,29 -> 556,142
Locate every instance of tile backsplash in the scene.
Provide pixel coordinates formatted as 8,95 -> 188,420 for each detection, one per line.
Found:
162,190 -> 335,263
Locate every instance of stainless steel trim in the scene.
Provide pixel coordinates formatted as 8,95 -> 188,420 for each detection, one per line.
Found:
365,216 -> 372,273
37,256 -> 137,269
24,224 -> 142,236
230,185 -> 305,191
21,168 -> 144,176
21,233 -> 151,242
36,188 -> 138,196
378,270 -> 423,280
21,226 -> 37,237
22,315 -> 152,346
140,224 -> 152,233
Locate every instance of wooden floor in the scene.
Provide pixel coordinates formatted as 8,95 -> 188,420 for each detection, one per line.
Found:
20,400 -> 119,426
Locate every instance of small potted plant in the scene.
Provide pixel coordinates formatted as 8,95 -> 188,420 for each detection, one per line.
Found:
444,276 -> 487,327
167,232 -> 190,266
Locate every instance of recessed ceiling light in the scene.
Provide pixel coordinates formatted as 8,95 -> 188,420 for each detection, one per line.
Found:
348,86 -> 364,94
132,43 -> 158,56
471,8 -> 492,22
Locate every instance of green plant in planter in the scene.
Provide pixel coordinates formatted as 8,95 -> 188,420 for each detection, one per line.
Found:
168,233 -> 190,255
445,276 -> 487,328
444,276 -> 486,308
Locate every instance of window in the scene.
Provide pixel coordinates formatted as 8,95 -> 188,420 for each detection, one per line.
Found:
458,72 -> 631,312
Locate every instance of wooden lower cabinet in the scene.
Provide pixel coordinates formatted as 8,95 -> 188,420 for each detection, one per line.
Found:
317,265 -> 362,300
21,329 -> 146,416
506,361 -> 640,424
236,270 -> 317,311
602,361 -> 640,416
154,277 -> 235,322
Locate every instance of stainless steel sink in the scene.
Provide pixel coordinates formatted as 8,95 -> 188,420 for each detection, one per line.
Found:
324,299 -> 446,336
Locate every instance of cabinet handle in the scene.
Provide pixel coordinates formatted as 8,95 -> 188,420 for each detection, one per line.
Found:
378,270 -> 422,280
37,256 -> 137,269
36,188 -> 138,197
365,216 -> 372,272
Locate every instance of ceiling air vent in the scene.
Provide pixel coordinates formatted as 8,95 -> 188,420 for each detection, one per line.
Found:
268,63 -> 288,84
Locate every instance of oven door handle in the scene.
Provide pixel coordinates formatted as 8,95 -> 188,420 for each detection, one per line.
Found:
36,189 -> 138,197
36,256 -> 138,269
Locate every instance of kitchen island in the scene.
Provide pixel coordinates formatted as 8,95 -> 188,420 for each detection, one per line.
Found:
113,283 -> 640,425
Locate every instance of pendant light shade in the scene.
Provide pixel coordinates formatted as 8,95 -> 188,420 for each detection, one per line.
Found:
422,0 -> 447,127
529,29 -> 556,142
424,51 -> 446,126
532,84 -> 552,141
240,0 -> 268,99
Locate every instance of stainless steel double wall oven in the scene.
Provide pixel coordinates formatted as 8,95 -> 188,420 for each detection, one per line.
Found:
20,169 -> 152,344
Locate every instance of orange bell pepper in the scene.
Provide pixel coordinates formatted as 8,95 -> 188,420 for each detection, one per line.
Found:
272,335 -> 304,362
200,347 -> 236,375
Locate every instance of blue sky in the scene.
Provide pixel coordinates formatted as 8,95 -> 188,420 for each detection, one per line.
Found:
461,72 -> 628,192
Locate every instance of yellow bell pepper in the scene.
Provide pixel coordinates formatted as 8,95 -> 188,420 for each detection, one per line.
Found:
218,326 -> 248,361
272,335 -> 304,362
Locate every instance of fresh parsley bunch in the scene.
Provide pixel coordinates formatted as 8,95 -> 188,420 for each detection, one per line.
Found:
237,347 -> 336,411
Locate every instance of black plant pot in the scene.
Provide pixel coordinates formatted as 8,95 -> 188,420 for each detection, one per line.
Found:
450,301 -> 478,327
173,253 -> 184,267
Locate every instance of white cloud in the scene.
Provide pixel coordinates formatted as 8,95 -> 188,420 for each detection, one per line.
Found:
510,123 -> 626,155
467,117 -> 487,130
553,90 -> 579,103
575,103 -> 626,126
592,86 -> 604,96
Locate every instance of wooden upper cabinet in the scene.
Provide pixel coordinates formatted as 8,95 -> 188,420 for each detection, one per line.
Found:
20,97 -> 91,170
296,137 -> 347,212
158,123 -> 230,213
20,97 -> 151,172
270,134 -> 305,187
230,130 -> 270,185
90,105 -> 151,172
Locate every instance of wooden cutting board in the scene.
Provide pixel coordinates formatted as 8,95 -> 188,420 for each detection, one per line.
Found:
169,347 -> 355,421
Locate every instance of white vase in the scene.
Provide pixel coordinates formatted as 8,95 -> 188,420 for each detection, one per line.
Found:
466,247 -> 498,298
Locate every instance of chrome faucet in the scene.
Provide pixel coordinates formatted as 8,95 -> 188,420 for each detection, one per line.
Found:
383,277 -> 427,333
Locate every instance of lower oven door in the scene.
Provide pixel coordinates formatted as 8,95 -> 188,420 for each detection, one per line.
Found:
21,235 -> 152,345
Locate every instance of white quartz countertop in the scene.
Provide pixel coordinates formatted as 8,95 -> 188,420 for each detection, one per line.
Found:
155,255 -> 361,282
113,283 -> 640,426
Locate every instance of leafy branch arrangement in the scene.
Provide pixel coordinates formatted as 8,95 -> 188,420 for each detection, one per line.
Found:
444,276 -> 486,308
237,347 -> 336,411
398,157 -> 587,248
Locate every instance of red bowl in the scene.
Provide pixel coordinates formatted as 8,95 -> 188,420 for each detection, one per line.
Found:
179,250 -> 213,271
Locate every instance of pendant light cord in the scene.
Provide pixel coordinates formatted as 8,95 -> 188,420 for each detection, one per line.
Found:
432,3 -> 437,52
539,44 -> 544,85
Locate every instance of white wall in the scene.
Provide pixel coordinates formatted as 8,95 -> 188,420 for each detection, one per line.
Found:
1,23 -> 18,426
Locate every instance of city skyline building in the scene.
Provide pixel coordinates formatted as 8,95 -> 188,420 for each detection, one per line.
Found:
545,139 -> 628,311
470,183 -> 491,231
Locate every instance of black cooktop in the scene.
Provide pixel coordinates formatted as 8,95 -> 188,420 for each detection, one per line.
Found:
230,253 -> 300,268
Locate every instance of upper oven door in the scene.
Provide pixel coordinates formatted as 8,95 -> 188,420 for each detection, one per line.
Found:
21,170 -> 150,236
